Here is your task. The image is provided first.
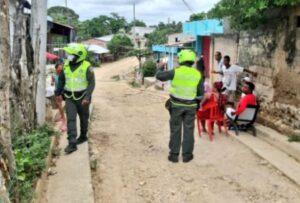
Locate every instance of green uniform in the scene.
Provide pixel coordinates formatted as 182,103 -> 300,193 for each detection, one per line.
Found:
55,60 -> 95,146
156,65 -> 202,157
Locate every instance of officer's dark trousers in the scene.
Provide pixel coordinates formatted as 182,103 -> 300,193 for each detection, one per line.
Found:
65,98 -> 90,145
169,106 -> 196,156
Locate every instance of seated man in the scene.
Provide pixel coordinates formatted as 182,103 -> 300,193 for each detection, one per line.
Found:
226,81 -> 256,120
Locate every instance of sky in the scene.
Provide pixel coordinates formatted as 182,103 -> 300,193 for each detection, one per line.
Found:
47,0 -> 221,25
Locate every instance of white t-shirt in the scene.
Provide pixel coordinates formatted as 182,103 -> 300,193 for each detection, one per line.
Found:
215,59 -> 224,81
222,64 -> 244,91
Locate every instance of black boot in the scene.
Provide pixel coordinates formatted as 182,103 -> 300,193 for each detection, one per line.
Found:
77,135 -> 88,145
182,154 -> 193,163
64,144 -> 77,154
168,154 -> 179,163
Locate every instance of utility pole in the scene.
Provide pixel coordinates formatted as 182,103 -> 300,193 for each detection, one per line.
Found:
133,1 -> 136,40
65,0 -> 68,7
31,0 -> 48,124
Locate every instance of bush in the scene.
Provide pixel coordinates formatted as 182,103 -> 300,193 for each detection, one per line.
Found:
143,60 -> 156,77
107,35 -> 133,60
12,124 -> 58,202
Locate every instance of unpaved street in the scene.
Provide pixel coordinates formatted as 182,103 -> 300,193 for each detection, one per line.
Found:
89,57 -> 300,203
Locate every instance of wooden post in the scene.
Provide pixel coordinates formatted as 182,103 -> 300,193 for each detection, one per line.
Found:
31,0 -> 48,125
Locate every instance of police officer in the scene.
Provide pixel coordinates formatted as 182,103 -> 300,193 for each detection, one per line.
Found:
156,49 -> 203,163
55,43 -> 95,154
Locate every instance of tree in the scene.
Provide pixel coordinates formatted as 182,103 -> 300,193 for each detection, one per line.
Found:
208,0 -> 300,30
145,21 -> 182,49
107,35 -> 134,60
0,1 -> 15,202
189,12 -> 207,21
108,13 -> 127,34
127,19 -> 147,31
48,6 -> 79,27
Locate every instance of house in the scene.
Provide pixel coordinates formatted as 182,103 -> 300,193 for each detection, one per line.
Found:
152,19 -> 223,72
81,36 -> 114,63
95,34 -> 115,48
129,26 -> 155,49
47,19 -> 76,53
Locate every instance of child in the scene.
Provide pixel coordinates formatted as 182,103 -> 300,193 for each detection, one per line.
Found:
199,81 -> 225,132
52,63 -> 67,132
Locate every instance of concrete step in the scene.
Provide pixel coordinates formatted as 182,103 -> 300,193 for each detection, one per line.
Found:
255,124 -> 300,163
230,127 -> 300,187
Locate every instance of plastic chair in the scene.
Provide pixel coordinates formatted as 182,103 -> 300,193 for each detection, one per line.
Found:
228,104 -> 259,136
197,102 -> 228,141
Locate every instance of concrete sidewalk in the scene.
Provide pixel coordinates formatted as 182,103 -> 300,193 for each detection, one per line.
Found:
229,125 -> 300,187
46,111 -> 94,203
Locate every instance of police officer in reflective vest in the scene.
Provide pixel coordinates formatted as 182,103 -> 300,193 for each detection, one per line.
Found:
156,50 -> 203,163
55,43 -> 95,154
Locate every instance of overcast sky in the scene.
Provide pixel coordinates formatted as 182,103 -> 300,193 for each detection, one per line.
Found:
47,0 -> 220,25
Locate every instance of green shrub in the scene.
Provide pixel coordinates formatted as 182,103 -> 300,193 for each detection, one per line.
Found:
142,60 -> 156,77
288,134 -> 300,142
12,124 -> 58,203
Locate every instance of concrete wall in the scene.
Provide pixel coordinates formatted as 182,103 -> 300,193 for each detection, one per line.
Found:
210,7 -> 300,134
210,34 -> 238,82
237,7 -> 300,134
167,33 -> 195,44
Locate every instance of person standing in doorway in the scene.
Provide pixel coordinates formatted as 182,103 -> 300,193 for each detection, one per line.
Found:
55,43 -> 95,154
196,54 -> 206,80
156,49 -> 204,163
212,51 -> 224,81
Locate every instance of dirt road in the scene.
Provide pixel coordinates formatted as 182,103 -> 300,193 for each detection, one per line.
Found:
89,57 -> 300,203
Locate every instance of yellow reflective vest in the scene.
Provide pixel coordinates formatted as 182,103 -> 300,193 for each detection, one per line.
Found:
170,66 -> 201,101
63,60 -> 90,100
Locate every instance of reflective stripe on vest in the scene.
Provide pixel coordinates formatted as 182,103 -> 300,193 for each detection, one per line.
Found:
63,60 -> 90,100
170,66 -> 201,101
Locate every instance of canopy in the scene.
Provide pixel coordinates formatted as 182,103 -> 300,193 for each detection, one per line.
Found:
47,52 -> 59,60
85,45 -> 109,54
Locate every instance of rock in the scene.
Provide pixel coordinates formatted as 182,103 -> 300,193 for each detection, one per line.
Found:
202,184 -> 208,188
259,160 -> 268,166
139,181 -> 146,186
47,168 -> 57,176
181,177 -> 194,183
51,158 -> 57,167
90,155 -> 98,171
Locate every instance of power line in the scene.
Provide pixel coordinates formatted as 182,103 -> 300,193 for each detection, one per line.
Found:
182,0 -> 195,14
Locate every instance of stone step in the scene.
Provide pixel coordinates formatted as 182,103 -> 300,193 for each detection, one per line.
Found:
231,130 -> 300,187
255,124 -> 300,163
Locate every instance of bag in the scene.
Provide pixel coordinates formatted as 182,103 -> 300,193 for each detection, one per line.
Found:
165,98 -> 171,115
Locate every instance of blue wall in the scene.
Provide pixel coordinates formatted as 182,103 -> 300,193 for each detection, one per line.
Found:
183,19 -> 223,37
152,45 -> 178,54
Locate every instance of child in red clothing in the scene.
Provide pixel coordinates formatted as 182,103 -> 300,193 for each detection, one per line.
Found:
226,81 -> 256,120
199,81 -> 226,132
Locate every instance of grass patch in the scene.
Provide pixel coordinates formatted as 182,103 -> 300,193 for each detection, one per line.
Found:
111,75 -> 120,81
129,81 -> 141,88
288,134 -> 300,142
12,124 -> 58,203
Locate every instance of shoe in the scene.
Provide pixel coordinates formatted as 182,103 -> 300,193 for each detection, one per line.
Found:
64,144 -> 77,154
77,136 -> 88,145
182,154 -> 194,163
168,154 -> 179,163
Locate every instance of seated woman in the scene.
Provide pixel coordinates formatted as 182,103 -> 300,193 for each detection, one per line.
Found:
226,81 -> 256,120
199,81 -> 226,132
